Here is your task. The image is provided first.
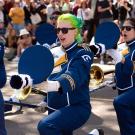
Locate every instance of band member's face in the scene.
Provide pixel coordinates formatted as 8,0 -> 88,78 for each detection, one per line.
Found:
121,20 -> 135,43
57,21 -> 77,48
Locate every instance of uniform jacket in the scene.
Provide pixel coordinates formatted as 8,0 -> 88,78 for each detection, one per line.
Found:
115,39 -> 135,90
46,41 -> 94,110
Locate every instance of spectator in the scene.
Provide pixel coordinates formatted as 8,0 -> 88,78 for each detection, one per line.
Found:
72,0 -> 81,16
49,11 -> 61,27
8,0 -> 25,35
97,0 -> 113,24
114,0 -> 133,27
36,0 -> 47,24
46,0 -> 60,21
12,28 -> 33,62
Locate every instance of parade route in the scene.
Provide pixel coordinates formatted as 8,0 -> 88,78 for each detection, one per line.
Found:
3,59 -> 120,135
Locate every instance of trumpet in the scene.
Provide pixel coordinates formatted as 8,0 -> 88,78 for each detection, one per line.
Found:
15,87 -> 47,100
89,64 -> 115,87
9,74 -> 47,100
10,64 -> 115,100
6,64 -> 115,112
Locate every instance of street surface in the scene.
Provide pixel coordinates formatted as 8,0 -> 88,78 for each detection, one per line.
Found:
2,59 -> 120,135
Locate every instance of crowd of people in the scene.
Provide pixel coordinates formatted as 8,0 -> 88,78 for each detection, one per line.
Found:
0,0 -> 134,61
0,0 -> 135,135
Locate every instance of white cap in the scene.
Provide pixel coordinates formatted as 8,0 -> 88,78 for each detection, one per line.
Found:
19,29 -> 29,36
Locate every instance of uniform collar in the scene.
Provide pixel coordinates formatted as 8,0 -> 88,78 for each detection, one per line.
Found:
64,41 -> 78,52
128,39 -> 135,52
127,39 -> 135,46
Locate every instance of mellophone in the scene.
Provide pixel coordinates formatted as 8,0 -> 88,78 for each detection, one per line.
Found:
4,22 -> 120,111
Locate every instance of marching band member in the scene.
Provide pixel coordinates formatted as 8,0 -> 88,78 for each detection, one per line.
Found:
0,36 -> 7,135
35,13 -> 105,135
112,18 -> 135,135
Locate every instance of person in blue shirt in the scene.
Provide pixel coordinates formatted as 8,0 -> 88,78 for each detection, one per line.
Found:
112,18 -> 135,135
35,13 -> 105,135
0,36 -> 7,135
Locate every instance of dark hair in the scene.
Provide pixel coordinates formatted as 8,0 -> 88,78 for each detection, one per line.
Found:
52,11 -> 62,16
125,18 -> 135,28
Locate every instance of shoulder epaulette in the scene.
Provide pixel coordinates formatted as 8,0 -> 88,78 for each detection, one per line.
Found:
78,43 -> 91,52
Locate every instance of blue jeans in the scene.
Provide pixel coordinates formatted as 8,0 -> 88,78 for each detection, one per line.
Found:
13,23 -> 24,36
113,88 -> 135,135
0,91 -> 7,135
37,104 -> 91,135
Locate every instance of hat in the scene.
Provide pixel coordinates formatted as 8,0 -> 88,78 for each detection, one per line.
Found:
19,29 -> 30,36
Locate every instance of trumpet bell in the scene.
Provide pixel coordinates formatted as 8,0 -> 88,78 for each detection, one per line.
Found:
16,86 -> 32,100
90,64 -> 115,88
90,65 -> 104,87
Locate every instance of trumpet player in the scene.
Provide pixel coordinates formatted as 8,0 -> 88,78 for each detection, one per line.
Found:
9,15 -> 122,135
113,18 -> 135,135
34,13 -> 106,135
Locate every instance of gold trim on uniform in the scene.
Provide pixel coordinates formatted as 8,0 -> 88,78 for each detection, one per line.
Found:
54,54 -> 68,67
78,44 -> 91,52
61,74 -> 75,90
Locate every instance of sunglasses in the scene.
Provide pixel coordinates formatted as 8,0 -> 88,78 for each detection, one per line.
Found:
50,16 -> 58,20
121,26 -> 135,31
56,27 -> 75,34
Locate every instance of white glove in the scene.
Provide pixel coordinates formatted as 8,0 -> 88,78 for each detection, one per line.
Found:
35,80 -> 60,92
89,36 -> 106,55
106,49 -> 123,64
95,43 -> 106,55
10,74 -> 33,89
89,43 -> 106,56
34,101 -> 47,113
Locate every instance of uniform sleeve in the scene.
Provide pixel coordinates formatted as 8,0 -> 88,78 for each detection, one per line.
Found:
56,49 -> 94,94
0,43 -> 6,88
116,53 -> 134,76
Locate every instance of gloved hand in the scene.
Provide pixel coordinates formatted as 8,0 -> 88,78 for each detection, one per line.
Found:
89,43 -> 106,56
106,49 -> 124,64
34,101 -> 47,113
35,80 -> 60,92
10,74 -> 33,89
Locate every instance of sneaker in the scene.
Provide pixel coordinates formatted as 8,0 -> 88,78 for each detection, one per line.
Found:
88,128 -> 104,135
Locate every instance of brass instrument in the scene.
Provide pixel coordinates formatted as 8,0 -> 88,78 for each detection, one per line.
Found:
4,87 -> 47,111
90,64 -> 115,88
16,87 -> 47,100
15,64 -> 115,100
5,64 -> 115,111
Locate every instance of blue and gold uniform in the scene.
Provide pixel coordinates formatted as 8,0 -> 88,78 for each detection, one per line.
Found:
38,41 -> 94,135
114,39 -> 135,135
115,39 -> 135,91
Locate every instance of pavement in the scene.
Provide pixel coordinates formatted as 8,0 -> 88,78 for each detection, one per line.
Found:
2,59 -> 120,135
